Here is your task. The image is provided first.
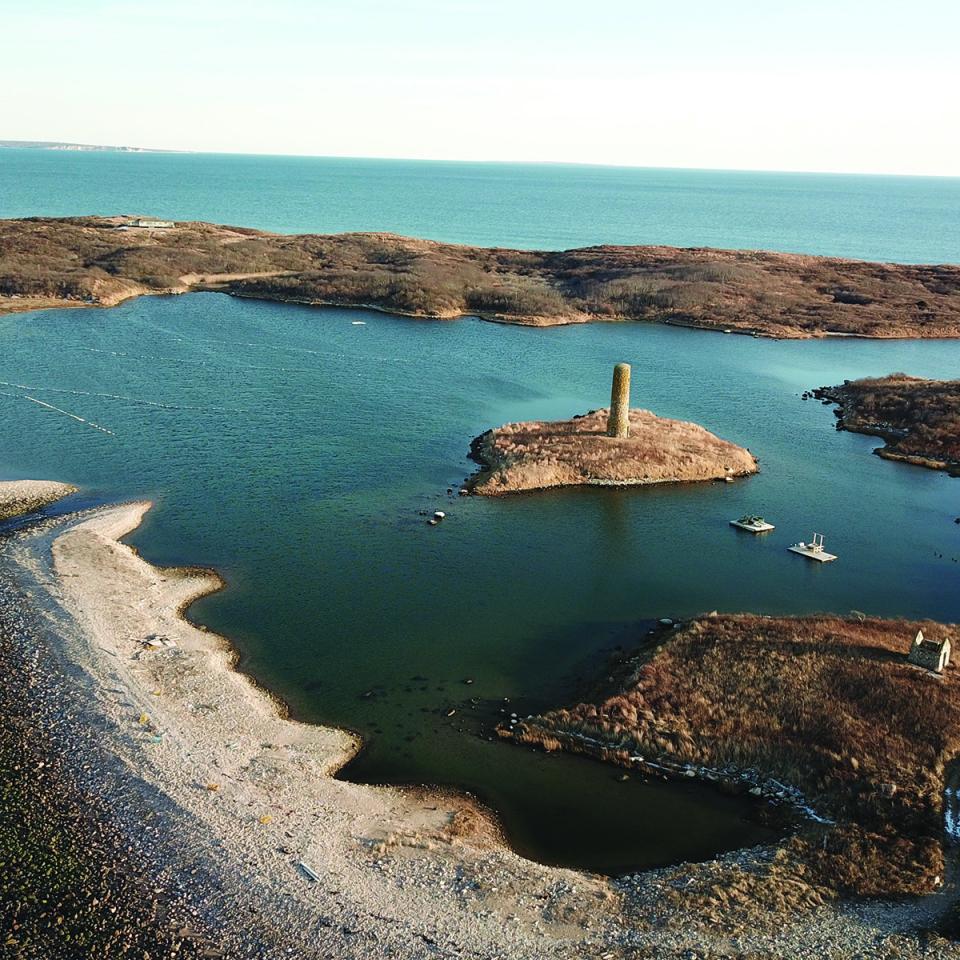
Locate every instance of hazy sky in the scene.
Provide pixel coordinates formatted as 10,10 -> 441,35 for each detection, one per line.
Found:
4,0 -> 959,175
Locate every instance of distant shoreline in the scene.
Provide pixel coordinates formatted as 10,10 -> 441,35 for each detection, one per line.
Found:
2,144 -> 958,178
0,140 -> 180,153
2,215 -> 958,339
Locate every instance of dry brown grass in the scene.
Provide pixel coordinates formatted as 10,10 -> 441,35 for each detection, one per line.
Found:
2,217 -> 959,337
510,614 -> 960,898
815,375 -> 960,473
467,408 -> 757,495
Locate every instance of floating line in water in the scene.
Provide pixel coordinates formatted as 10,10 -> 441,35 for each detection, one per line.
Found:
76,345 -> 315,375
22,395 -> 115,436
161,333 -> 416,365
0,380 -> 248,415
78,346 -> 235,368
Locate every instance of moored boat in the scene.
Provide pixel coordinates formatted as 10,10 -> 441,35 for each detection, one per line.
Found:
730,515 -> 775,533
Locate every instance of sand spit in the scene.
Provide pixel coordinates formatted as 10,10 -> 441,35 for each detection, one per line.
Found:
0,479 -> 76,521
468,408 -> 758,495
4,499 -> 960,958
7,502 -> 622,958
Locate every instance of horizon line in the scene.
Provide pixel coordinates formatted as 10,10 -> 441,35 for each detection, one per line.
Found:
3,139 -> 959,180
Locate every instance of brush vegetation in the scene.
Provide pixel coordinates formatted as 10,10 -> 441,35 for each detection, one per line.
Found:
467,407 -> 757,494
815,375 -> 960,474
507,614 -> 960,902
2,217 -> 959,338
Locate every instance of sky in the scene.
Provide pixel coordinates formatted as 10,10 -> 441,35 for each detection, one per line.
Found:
3,0 -> 959,176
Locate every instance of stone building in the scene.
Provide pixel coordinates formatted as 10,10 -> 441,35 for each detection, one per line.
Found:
907,629 -> 951,673
130,218 -> 174,229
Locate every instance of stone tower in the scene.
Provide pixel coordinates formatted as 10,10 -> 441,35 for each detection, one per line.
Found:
607,362 -> 631,438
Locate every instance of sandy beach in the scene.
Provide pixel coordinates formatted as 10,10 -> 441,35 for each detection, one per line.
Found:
3,495 -> 960,958
3,500 -> 623,958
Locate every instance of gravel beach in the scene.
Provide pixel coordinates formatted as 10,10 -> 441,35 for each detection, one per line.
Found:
0,479 -> 76,521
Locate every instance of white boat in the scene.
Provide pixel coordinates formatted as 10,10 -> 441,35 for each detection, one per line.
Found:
730,515 -> 775,533
788,532 -> 837,563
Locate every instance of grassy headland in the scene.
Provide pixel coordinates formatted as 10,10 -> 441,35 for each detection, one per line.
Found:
2,216 -> 959,338
504,614 -> 960,904
814,375 -> 960,474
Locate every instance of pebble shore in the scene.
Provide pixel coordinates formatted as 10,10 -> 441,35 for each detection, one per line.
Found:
0,479 -> 76,521
0,534 -> 224,958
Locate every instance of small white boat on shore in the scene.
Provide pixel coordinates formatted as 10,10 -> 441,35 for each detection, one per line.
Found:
788,532 -> 837,562
730,515 -> 775,533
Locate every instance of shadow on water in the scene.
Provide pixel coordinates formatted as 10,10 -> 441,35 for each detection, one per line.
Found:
337,615 -> 776,875
341,740 -> 776,876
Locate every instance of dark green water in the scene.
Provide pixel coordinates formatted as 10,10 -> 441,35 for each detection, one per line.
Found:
2,294 -> 958,872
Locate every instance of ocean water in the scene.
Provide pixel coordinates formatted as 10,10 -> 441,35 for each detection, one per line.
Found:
1,149 -> 959,261
1,293 -> 958,872
1,151 -> 959,872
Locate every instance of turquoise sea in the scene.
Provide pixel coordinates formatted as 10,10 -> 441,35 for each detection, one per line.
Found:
1,151 -> 959,872
2,149 -> 960,261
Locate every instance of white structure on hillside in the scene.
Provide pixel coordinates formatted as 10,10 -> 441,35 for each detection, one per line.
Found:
129,218 -> 174,229
907,629 -> 951,673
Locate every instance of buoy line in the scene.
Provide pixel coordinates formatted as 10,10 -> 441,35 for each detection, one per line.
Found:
22,395 -> 116,436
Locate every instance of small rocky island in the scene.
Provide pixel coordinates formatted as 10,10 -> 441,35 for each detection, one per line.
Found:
468,364 -> 758,495
814,374 -> 960,475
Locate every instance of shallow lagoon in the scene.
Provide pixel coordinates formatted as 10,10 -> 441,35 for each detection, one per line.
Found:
1,294 -> 958,871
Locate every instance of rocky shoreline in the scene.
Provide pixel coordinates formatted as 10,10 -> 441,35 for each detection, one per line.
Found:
0,480 -> 76,521
3,216 -> 960,339
0,521 -> 228,958
467,408 -> 757,495
812,375 -> 960,477
501,721 -> 831,827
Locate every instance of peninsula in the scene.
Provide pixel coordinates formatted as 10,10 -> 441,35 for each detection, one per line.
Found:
2,216 -> 959,338
814,375 -> 960,475
504,613 -> 960,910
